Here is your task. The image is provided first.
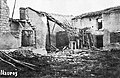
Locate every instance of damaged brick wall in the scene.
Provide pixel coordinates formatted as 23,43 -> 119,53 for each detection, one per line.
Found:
0,0 -> 9,32
0,0 -> 20,49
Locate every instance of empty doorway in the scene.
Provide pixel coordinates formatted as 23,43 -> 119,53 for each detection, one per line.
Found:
21,30 -> 34,47
96,35 -> 103,48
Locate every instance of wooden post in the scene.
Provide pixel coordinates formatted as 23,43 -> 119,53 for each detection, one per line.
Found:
90,33 -> 94,47
87,33 -> 90,49
76,39 -> 80,49
34,28 -> 37,48
80,30 -> 83,49
82,30 -> 84,48
47,19 -> 51,52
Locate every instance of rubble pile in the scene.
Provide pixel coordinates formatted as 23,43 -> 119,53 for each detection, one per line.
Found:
48,49 -> 100,78
48,49 -> 120,78
1,49 -> 120,77
8,49 -> 34,58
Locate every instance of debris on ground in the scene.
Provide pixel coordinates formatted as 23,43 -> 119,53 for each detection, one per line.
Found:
0,49 -> 120,78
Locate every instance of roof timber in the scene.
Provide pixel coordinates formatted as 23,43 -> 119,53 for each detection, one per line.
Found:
26,7 -> 77,36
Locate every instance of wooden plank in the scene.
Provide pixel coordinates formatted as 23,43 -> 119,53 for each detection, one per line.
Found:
1,51 -> 36,70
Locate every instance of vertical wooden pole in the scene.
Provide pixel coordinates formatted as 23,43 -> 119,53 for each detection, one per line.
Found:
47,18 -> 51,52
80,30 -> 83,49
82,30 -> 85,48
87,33 -> 90,49
12,0 -> 17,18
34,28 -> 37,48
76,39 -> 80,49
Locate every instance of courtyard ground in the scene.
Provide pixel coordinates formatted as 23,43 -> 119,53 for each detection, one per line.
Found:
0,48 -> 120,78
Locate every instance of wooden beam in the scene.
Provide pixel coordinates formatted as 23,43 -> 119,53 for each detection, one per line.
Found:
47,19 -> 51,52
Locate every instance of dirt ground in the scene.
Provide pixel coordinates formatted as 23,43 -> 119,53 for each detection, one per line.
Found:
0,49 -> 120,78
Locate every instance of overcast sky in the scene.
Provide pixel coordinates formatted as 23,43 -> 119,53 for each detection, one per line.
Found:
7,0 -> 120,19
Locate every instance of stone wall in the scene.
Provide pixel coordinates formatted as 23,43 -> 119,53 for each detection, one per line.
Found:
103,12 -> 120,32
25,8 -> 48,49
103,29 -> 110,47
71,17 -> 99,30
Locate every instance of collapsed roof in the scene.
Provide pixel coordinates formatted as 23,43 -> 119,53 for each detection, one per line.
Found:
25,7 -> 78,36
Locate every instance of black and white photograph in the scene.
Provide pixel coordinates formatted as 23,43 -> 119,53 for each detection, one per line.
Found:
0,0 -> 120,77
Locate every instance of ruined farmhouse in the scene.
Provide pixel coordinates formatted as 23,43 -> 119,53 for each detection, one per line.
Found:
0,0 -> 76,52
11,7 -> 74,52
72,6 -> 120,49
